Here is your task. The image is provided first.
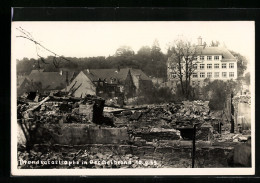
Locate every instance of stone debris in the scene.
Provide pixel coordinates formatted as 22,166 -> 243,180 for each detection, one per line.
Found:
17,92 -> 251,169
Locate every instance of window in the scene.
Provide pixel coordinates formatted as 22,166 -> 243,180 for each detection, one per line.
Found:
192,81 -> 196,85
229,72 -> 234,77
222,72 -> 227,78
214,64 -> 219,68
207,56 -> 212,60
193,64 -> 197,69
207,72 -> 212,78
207,64 -> 212,69
214,56 -> 219,60
229,63 -> 234,68
200,72 -> 205,78
200,56 -> 204,60
200,64 -> 205,69
214,72 -> 219,78
193,73 -> 198,78
222,63 -> 227,68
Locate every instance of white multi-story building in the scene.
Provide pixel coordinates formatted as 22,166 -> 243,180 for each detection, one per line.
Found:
167,37 -> 237,88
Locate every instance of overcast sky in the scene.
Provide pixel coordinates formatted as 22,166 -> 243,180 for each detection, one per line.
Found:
12,21 -> 254,67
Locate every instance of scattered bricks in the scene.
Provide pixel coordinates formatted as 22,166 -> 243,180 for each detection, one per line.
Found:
139,146 -> 155,156
72,108 -> 79,114
118,145 -> 132,155
130,112 -> 142,121
140,139 -> 147,146
89,145 -> 102,154
155,147 -> 173,154
161,115 -> 171,122
134,147 -> 145,157
101,144 -> 116,154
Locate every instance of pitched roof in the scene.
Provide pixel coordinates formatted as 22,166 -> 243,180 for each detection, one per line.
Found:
28,72 -> 73,90
83,68 -> 151,83
195,46 -> 236,61
129,68 -> 151,81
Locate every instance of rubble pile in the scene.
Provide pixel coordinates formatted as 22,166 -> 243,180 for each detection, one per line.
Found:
18,94 -> 105,125
214,131 -> 251,143
102,100 -> 221,142
110,100 -> 216,132
17,93 -> 251,169
233,95 -> 251,106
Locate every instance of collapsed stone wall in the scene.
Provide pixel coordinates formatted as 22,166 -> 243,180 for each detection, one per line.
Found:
17,97 -> 251,168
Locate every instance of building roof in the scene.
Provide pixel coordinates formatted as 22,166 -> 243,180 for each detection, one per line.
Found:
83,68 -> 151,83
196,46 -> 236,61
130,68 -> 151,81
28,72 -> 74,90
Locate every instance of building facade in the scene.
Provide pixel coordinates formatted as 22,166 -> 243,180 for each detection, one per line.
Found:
167,37 -> 238,88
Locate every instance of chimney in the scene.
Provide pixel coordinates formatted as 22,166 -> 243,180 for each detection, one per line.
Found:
197,36 -> 202,46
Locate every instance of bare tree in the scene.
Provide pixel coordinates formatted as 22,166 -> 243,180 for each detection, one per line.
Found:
168,39 -> 198,98
16,27 -> 71,68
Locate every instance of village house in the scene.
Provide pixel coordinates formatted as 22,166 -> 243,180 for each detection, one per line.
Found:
66,68 -> 152,99
167,37 -> 238,88
17,69 -> 76,96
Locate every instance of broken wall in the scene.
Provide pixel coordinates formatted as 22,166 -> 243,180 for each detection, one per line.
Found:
34,123 -> 129,145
